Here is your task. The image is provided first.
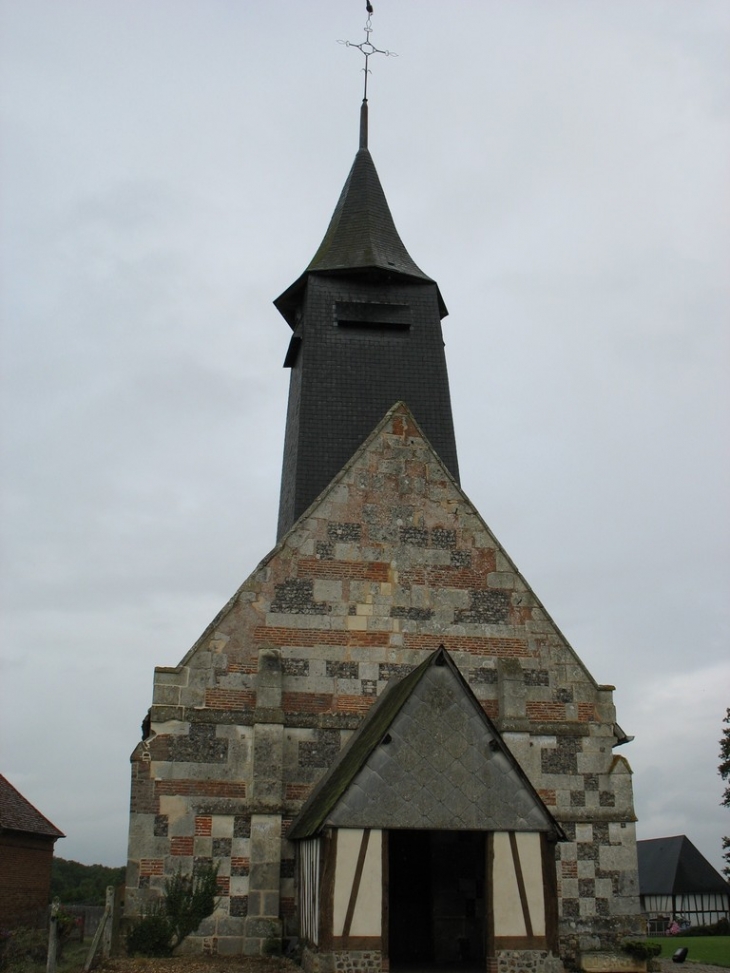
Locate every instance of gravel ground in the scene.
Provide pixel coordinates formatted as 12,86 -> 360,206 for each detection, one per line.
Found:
97,958 -> 729,973
99,958 -> 302,973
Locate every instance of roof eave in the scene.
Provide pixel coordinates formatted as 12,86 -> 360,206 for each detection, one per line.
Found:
274,268 -> 448,329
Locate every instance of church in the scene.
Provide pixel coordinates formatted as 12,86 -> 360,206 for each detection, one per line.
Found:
125,84 -> 643,973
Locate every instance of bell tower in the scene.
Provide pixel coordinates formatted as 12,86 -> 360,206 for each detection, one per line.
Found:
275,100 -> 460,539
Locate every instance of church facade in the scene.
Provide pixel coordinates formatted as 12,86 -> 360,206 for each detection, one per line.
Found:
125,102 -> 642,973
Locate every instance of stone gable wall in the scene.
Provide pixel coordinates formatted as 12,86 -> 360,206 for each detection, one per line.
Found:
126,407 -> 641,959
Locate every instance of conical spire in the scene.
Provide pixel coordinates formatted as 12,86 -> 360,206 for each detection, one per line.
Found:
274,104 -> 446,325
275,100 -> 458,539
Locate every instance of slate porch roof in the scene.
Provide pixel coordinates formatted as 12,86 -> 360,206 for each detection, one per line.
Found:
637,835 -> 730,896
0,774 -> 64,839
288,645 -> 565,841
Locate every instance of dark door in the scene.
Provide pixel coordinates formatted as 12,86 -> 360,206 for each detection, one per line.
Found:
389,830 -> 486,968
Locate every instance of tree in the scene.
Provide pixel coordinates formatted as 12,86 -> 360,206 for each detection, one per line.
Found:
50,858 -> 126,905
719,707 -> 730,877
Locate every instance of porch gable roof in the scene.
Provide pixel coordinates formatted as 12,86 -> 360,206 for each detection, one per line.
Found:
288,646 -> 565,840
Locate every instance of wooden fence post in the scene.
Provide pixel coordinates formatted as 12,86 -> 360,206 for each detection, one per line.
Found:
102,885 -> 118,958
46,898 -> 60,973
83,904 -> 109,972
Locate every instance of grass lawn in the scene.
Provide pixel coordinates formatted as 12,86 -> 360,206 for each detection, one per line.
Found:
655,937 -> 730,968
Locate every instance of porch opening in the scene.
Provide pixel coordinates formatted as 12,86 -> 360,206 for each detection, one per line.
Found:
388,830 -> 486,969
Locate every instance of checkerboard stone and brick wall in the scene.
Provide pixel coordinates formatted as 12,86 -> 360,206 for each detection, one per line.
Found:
126,402 -> 641,961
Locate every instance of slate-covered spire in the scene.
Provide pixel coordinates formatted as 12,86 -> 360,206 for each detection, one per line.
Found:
275,103 -> 459,540
275,101 -> 446,326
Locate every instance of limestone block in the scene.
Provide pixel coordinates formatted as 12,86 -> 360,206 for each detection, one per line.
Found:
313,579 -> 344,602
250,861 -> 280,890
155,668 -> 189,686
561,879 -> 579,898
610,893 -> 642,916
594,879 -> 613,899
250,815 -> 282,865
231,837 -> 251,858
229,876 -> 249,896
129,834 -> 169,859
579,898 -> 597,917
216,937 -> 245,955
577,860 -> 596,879
153,685 -> 182,706
252,723 -> 284,802
127,813 -> 157,837
580,952 -> 645,973
257,649 -> 282,709
195,837 -> 213,857
211,815 -> 235,838
608,821 -> 635,844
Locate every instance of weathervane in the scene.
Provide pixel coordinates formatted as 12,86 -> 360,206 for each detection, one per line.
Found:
338,2 -> 397,102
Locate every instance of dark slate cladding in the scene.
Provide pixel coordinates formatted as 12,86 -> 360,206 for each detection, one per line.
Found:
274,146 -> 459,540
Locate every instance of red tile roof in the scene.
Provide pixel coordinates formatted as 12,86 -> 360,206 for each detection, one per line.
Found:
0,774 -> 64,839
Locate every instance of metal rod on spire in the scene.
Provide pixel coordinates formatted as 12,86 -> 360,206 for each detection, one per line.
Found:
338,1 -> 397,136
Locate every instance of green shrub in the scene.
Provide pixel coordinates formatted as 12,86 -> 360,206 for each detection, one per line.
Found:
684,917 -> 729,936
125,862 -> 219,957
125,911 -> 173,958
622,940 -> 662,961
0,928 -> 47,971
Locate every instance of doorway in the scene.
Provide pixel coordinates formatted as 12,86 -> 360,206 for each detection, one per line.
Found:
388,830 -> 486,968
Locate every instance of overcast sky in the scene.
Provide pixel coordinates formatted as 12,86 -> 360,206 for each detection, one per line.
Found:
1,1 -> 728,876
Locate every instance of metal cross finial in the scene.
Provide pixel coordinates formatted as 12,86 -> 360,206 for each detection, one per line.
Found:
338,2 -> 398,101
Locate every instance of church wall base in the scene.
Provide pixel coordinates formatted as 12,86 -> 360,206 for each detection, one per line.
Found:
490,950 -> 566,973
301,946 -> 384,973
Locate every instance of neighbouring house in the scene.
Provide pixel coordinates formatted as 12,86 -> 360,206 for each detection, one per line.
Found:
0,774 -> 64,928
125,95 -> 643,973
637,835 -> 730,931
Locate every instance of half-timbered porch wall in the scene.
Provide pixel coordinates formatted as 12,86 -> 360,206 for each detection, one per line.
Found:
297,826 -> 562,973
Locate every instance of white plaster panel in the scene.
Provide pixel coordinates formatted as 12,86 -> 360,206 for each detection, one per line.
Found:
333,830 -> 362,936
516,832 -> 546,937
332,829 -> 382,938
492,833 -> 526,937
350,830 -> 382,937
